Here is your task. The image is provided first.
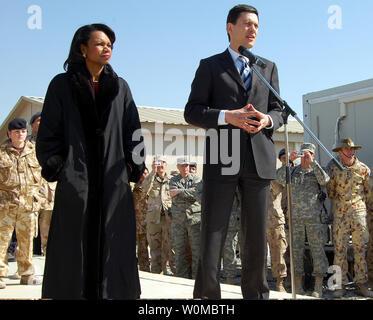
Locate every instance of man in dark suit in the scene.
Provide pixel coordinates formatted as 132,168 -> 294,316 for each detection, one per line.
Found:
184,4 -> 283,299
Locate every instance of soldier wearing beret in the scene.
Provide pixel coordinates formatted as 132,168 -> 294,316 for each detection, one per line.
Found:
326,138 -> 373,298
28,112 -> 56,256
0,119 -> 42,289
27,112 -> 41,142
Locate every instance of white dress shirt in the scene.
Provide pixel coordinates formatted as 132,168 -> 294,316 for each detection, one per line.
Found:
218,46 -> 273,129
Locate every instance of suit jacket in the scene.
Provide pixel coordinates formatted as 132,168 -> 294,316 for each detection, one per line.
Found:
184,49 -> 283,180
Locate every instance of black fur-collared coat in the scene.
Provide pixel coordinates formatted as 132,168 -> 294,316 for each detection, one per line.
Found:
36,63 -> 145,299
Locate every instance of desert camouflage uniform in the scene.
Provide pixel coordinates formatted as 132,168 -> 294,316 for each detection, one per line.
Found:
266,179 -> 288,279
367,177 -> 373,281
38,181 -> 56,255
327,156 -> 371,285
142,171 -> 175,274
277,160 -> 330,277
169,173 -> 202,279
132,181 -> 150,272
222,190 -> 242,279
0,140 -> 42,280
28,134 -> 55,256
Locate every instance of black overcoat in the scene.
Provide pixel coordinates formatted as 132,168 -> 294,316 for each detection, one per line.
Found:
36,65 -> 145,299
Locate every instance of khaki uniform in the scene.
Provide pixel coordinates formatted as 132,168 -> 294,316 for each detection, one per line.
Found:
142,171 -> 175,274
28,134 -> 55,256
365,176 -> 373,281
0,141 -> 42,280
266,179 -> 287,279
38,181 -> 56,255
132,182 -> 150,272
327,156 -> 371,285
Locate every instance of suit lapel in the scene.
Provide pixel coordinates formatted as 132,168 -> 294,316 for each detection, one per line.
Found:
219,49 -> 246,91
218,49 -> 267,106
247,61 -> 265,103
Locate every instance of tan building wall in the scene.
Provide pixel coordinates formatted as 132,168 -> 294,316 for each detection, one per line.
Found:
1,97 -> 304,174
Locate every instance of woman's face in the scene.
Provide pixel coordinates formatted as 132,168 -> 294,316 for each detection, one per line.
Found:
81,30 -> 112,68
8,129 -> 27,145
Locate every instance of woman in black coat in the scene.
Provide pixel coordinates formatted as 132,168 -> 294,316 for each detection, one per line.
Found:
36,24 -> 145,299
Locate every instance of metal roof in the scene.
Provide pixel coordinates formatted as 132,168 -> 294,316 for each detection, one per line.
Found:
276,120 -> 304,133
137,106 -> 189,125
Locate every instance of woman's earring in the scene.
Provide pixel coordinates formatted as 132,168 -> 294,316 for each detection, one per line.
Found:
82,53 -> 86,58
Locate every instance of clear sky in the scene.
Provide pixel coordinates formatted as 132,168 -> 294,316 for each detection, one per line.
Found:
1,0 -> 372,125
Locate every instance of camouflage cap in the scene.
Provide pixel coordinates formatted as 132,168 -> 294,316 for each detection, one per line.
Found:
177,157 -> 189,165
154,155 -> 167,162
300,143 -> 316,154
332,138 -> 362,152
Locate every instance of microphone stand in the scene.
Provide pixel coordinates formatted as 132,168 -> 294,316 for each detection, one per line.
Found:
247,58 -> 343,300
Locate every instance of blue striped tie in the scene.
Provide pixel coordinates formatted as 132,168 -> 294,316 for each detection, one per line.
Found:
238,56 -> 252,91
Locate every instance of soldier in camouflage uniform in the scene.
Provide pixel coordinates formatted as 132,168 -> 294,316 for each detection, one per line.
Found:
132,167 -> 150,272
277,143 -> 330,298
186,162 -> 199,278
28,112 -> 56,256
0,119 -> 42,289
38,180 -> 56,256
326,138 -> 373,298
142,156 -> 175,275
222,189 -> 241,285
277,148 -> 296,290
367,176 -> 373,289
266,179 -> 288,292
28,112 -> 41,142
169,157 -> 202,279
189,162 -> 197,175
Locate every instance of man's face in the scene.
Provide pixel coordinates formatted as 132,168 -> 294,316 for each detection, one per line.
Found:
227,12 -> 259,50
300,150 -> 315,165
339,147 -> 355,164
178,164 -> 189,177
8,129 -> 27,145
189,166 -> 196,174
156,161 -> 167,175
279,154 -> 287,164
31,116 -> 41,134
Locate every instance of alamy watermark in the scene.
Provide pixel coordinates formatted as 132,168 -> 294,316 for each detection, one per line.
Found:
131,123 -> 241,176
327,265 -> 343,290
27,5 -> 42,30
328,5 -> 342,30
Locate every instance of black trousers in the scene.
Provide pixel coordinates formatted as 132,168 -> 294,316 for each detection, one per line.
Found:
193,146 -> 271,299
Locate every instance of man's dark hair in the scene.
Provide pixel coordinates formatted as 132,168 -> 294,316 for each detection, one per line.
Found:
226,4 -> 259,41
63,23 -> 116,71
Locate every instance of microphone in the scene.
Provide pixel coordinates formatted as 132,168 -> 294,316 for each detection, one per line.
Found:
238,46 -> 267,69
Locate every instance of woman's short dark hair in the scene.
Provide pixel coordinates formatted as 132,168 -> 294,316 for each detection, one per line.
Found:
226,4 -> 259,41
63,23 -> 116,71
